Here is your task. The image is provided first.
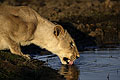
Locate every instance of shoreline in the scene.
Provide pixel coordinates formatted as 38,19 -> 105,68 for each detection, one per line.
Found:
0,51 -> 64,80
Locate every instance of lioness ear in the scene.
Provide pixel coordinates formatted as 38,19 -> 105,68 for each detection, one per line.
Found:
54,25 -> 64,37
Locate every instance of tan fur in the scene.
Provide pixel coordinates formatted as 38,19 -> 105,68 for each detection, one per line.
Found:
0,5 -> 80,64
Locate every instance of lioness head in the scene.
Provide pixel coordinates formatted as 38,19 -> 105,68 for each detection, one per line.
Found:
53,25 -> 80,65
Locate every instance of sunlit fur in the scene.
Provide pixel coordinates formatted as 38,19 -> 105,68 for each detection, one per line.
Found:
0,5 -> 80,64
55,30 -> 80,64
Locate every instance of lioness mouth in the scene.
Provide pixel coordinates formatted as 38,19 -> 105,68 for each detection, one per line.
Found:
63,57 -> 73,65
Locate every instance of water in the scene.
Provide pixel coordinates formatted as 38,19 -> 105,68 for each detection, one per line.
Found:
33,48 -> 120,80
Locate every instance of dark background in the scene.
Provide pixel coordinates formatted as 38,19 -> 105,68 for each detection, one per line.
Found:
1,0 -> 120,50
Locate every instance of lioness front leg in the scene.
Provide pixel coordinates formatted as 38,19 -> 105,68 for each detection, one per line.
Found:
4,37 -> 30,59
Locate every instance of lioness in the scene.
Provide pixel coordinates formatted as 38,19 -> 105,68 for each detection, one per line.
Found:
0,5 -> 80,65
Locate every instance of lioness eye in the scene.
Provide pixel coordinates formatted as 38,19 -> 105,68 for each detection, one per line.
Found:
70,41 -> 74,48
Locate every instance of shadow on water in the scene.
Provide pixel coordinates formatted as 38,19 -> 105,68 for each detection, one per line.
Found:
59,65 -> 80,80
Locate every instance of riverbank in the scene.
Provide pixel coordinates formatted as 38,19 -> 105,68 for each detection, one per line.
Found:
0,51 -> 64,80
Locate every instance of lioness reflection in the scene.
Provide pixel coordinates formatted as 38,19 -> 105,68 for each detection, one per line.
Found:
59,65 -> 80,80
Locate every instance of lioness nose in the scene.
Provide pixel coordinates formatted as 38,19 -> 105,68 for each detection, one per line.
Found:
76,56 -> 79,59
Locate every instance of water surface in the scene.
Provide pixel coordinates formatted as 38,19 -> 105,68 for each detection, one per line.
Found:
33,48 -> 120,80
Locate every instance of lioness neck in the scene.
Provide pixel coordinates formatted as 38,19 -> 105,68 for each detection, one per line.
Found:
32,14 -> 60,54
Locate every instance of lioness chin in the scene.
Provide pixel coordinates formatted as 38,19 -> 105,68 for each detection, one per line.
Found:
0,5 -> 80,65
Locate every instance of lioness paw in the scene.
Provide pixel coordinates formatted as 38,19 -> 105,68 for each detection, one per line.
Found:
23,54 -> 31,59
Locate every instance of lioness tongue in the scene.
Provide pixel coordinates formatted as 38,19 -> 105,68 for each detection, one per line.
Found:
69,61 -> 73,65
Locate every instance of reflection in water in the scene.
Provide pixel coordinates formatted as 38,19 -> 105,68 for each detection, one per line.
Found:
33,49 -> 120,80
59,65 -> 80,80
